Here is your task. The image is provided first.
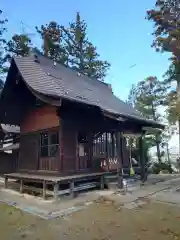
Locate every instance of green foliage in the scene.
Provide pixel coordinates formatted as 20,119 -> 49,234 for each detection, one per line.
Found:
0,10 -> 7,88
152,161 -> 173,174
176,157 -> 180,170
131,138 -> 152,167
62,12 -> 110,80
36,21 -> 68,64
146,0 -> 180,54
146,1 -> 180,146
36,12 -> 110,81
128,76 -> 168,163
5,34 -> 31,58
164,62 -> 180,125
128,76 -> 168,120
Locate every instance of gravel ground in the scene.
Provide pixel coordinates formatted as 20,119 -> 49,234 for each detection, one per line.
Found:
1,197 -> 180,240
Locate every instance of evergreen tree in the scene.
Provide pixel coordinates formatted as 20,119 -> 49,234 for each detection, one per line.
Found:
0,10 -> 7,89
146,0 -> 180,54
128,76 -> 168,163
36,21 -> 67,64
62,12 -> 110,81
36,13 -> 110,81
5,34 -> 31,60
146,0 -> 180,155
161,124 -> 173,167
163,61 -> 180,153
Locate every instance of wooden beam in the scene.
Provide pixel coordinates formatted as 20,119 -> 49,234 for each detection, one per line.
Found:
54,182 -> 59,200
43,180 -> 46,200
4,176 -> 8,189
139,131 -> 147,183
100,175 -> 105,189
59,118 -> 64,172
105,132 -> 110,171
20,179 -> 23,194
70,180 -> 75,198
115,132 -> 123,189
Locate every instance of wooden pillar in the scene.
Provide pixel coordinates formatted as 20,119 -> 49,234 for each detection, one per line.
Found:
87,132 -> 93,169
43,180 -> 46,200
111,132 -> 115,158
105,132 -> 110,171
70,180 -> 75,198
59,119 -> 64,172
54,182 -> 59,200
75,131 -> 79,171
115,132 -> 123,189
139,131 -> 147,183
100,175 -> 105,189
20,179 -> 23,194
4,176 -> 8,189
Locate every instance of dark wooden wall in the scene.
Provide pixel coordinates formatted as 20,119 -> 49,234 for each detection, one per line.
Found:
17,100 -> 139,175
0,151 -> 18,175
18,104 -> 61,172
21,105 -> 59,134
61,120 -> 77,173
18,132 -> 39,171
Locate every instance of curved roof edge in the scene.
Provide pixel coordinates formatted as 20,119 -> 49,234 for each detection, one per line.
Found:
12,56 -> 164,130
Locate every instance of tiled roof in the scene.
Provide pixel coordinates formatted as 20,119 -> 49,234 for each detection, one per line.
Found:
13,54 -> 163,128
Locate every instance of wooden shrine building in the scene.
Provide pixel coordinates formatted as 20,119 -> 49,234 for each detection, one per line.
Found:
0,124 -> 20,175
0,54 -> 163,198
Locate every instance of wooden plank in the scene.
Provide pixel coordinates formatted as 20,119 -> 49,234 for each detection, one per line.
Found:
56,182 -> 98,196
75,183 -> 97,191
4,171 -> 105,182
57,188 -> 70,195
17,183 -> 53,196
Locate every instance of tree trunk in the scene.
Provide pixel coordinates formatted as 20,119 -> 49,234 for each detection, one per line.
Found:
166,143 -> 171,167
156,135 -> 162,164
151,98 -> 162,164
139,132 -> 147,183
177,78 -> 180,158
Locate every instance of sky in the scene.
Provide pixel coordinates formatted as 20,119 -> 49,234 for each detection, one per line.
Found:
1,0 -> 178,152
1,0 -> 171,100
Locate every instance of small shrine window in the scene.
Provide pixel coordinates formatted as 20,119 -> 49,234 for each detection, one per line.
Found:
40,130 -> 59,157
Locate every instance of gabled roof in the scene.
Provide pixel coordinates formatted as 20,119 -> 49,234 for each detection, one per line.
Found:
9,54 -> 163,128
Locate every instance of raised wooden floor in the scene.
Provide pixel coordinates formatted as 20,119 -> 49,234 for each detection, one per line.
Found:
5,172 -> 105,183
4,172 -> 106,200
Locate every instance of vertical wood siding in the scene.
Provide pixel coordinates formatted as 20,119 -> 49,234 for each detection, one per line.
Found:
21,105 -> 59,134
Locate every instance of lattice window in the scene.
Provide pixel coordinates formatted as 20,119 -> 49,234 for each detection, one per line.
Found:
40,130 -> 59,157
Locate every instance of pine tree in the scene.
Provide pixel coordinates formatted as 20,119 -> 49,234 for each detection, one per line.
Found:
161,124 -> 173,167
5,34 -> 31,59
146,0 -> 180,54
62,12 -> 110,81
36,13 -> 110,81
36,21 -> 67,64
146,0 -> 180,156
0,10 -> 7,89
128,76 -> 168,163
